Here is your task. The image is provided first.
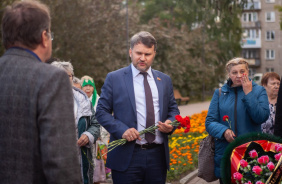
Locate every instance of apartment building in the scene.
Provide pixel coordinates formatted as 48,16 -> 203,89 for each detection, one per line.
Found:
241,0 -> 282,76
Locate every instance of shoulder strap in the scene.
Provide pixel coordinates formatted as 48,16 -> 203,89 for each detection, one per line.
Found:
219,88 -> 221,97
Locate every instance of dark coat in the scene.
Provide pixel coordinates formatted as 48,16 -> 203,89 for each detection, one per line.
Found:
0,48 -> 82,184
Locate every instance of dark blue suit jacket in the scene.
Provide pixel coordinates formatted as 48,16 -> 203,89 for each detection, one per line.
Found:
96,65 -> 179,171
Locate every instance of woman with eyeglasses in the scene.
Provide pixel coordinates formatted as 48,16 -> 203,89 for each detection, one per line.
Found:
51,61 -> 100,184
205,57 -> 269,183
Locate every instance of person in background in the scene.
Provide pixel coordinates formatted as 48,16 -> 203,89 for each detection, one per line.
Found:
96,31 -> 180,184
73,76 -> 82,89
205,57 -> 269,184
81,75 -> 111,183
261,72 -> 280,134
51,61 -> 100,184
274,76 -> 282,138
0,1 -> 82,183
81,75 -> 99,110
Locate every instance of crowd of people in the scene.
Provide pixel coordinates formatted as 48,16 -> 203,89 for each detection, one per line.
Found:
1,1 -> 282,184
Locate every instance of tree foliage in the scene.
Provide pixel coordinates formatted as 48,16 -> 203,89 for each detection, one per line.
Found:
0,0 -> 247,100
137,0 -> 247,99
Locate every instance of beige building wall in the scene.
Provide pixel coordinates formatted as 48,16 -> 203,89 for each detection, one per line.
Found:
241,0 -> 282,76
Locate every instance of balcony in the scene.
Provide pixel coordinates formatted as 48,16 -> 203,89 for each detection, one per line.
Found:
243,2 -> 261,10
241,38 -> 261,48
242,21 -> 261,28
246,58 -> 261,67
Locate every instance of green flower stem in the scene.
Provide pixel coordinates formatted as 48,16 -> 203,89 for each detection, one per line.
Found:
103,120 -> 181,157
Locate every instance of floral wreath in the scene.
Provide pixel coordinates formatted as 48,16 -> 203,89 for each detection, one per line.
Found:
221,133 -> 282,184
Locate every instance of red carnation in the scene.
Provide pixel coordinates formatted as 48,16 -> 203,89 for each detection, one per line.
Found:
240,159 -> 248,168
257,155 -> 269,165
252,166 -> 262,175
275,153 -> 281,161
255,181 -> 264,184
249,149 -> 258,158
233,172 -> 243,181
175,115 -> 183,122
267,162 -> 275,171
223,115 -> 229,122
275,143 -> 282,153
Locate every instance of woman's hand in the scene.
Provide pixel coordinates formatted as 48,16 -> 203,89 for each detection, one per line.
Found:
77,134 -> 89,147
241,73 -> 252,95
224,129 -> 236,142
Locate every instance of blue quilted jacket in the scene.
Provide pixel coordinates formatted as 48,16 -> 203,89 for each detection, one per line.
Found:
205,80 -> 269,178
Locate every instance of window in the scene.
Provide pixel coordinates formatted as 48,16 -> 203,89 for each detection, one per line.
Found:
266,68 -> 274,72
266,50 -> 275,59
243,13 -> 247,21
266,0 -> 275,3
242,12 -> 258,22
243,50 -> 258,59
266,31 -> 275,41
266,12 -> 275,22
244,29 -> 259,38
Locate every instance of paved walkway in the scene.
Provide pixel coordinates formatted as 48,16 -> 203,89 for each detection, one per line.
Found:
177,101 -> 220,184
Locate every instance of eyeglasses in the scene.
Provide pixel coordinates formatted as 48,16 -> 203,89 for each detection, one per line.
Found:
46,30 -> 54,41
49,32 -> 54,41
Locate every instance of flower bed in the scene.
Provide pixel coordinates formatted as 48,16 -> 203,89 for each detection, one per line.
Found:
167,110 -> 208,181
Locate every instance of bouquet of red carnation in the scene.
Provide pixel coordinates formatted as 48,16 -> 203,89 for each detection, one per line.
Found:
104,115 -> 191,155
233,143 -> 282,184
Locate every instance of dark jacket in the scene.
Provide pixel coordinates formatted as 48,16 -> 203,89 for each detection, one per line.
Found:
96,65 -> 179,171
274,78 -> 282,137
205,80 -> 269,178
0,48 -> 82,184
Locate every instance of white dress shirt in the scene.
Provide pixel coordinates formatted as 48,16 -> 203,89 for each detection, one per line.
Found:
131,64 -> 163,144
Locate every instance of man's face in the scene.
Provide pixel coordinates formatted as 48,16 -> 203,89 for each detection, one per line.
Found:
129,43 -> 156,72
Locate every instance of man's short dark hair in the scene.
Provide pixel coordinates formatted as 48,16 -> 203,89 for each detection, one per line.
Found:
1,0 -> 51,49
130,31 -> 157,51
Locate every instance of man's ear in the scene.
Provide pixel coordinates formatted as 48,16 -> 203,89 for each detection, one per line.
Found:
41,30 -> 49,48
129,48 -> 132,57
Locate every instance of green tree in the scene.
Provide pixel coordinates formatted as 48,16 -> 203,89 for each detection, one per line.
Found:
137,0 -> 247,100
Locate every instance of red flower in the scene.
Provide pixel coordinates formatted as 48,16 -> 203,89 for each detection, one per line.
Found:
275,153 -> 281,161
240,159 -> 248,168
252,166 -> 262,175
255,181 -> 264,184
233,172 -> 243,181
244,181 -> 252,184
174,115 -> 191,133
223,115 -> 229,122
249,149 -> 258,158
267,162 -> 275,171
257,155 -> 269,165
275,143 -> 282,153
182,116 -> 190,127
184,127 -> 190,133
175,115 -> 183,122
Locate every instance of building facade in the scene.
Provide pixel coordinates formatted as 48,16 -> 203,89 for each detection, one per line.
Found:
241,0 -> 282,77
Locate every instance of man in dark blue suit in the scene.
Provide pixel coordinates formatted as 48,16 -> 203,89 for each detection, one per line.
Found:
96,31 -> 179,184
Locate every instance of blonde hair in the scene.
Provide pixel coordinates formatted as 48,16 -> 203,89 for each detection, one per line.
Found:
81,75 -> 94,83
225,57 -> 249,73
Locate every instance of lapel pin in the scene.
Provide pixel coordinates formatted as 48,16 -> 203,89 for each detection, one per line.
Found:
157,77 -> 161,81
